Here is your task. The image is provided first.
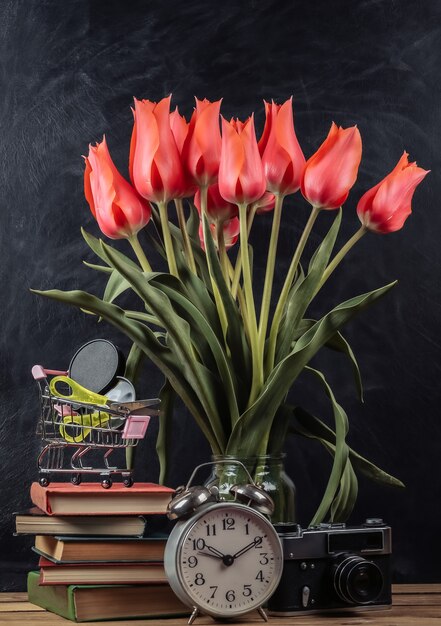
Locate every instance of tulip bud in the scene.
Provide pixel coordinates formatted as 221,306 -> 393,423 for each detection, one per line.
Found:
194,183 -> 238,223
259,98 -> 305,196
84,137 -> 151,240
199,216 -> 240,251
251,191 -> 276,214
130,95 -> 185,203
218,115 -> 266,206
301,122 -> 362,210
183,97 -> 222,187
357,152 -> 429,234
170,106 -> 197,198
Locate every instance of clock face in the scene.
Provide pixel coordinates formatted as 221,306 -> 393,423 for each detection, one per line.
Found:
174,502 -> 283,617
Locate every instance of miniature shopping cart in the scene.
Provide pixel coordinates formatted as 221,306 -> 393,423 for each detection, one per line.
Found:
32,365 -> 159,488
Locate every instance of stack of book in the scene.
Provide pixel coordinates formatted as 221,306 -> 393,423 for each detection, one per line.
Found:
15,481 -> 189,621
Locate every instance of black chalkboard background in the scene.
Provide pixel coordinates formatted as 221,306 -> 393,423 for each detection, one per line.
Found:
1,0 -> 440,590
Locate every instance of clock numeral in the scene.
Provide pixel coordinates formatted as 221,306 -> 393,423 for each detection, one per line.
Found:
209,585 -> 218,599
225,589 -> 236,602
244,522 -> 249,535
255,570 -> 264,582
222,517 -> 235,530
194,572 -> 205,586
254,536 -> 263,548
205,523 -> 216,536
192,538 -> 206,550
243,584 -> 252,597
259,552 -> 269,565
187,556 -> 198,568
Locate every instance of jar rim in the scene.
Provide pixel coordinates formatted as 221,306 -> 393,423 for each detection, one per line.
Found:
210,453 -> 287,461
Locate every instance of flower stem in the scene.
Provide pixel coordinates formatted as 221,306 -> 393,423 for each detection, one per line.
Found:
238,202 -> 262,406
128,233 -> 152,273
158,201 -> 179,277
266,205 -> 320,375
258,193 -> 284,357
200,186 -> 229,338
231,204 -> 257,299
317,225 -> 367,291
174,198 -> 197,274
217,221 -> 230,287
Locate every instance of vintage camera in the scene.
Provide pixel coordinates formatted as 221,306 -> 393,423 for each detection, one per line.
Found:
268,519 -> 392,615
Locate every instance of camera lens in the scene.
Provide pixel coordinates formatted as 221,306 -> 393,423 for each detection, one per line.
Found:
334,555 -> 383,605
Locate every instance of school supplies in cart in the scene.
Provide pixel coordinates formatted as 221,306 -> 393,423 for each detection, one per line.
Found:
32,365 -> 159,488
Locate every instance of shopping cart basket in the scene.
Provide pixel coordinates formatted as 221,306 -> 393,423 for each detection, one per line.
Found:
32,365 -> 159,488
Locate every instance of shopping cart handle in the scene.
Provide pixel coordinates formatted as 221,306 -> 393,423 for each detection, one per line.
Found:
32,365 -> 68,380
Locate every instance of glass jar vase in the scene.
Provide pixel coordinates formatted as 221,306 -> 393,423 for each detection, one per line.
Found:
208,454 -> 296,524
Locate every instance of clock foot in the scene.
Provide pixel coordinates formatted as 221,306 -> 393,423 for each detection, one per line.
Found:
258,606 -> 268,622
188,607 -> 200,624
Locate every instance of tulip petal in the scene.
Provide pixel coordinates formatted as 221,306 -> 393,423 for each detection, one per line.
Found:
131,98 -> 160,200
357,151 -> 429,234
84,156 -> 96,218
302,124 -> 362,209
218,117 -> 246,203
237,116 -> 266,202
84,137 -> 151,239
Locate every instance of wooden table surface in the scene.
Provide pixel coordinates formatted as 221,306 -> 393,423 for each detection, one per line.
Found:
0,585 -> 440,625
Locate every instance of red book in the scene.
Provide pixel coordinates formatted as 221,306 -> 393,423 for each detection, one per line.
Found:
30,482 -> 174,516
38,557 -> 167,585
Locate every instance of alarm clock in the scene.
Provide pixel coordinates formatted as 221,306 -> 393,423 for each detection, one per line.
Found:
164,462 -> 283,623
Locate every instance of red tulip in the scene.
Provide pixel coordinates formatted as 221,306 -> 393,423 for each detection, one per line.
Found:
199,216 -> 240,251
84,137 -> 151,240
170,107 -> 196,198
251,191 -> 276,214
218,116 -> 266,205
130,95 -> 185,203
183,97 -> 222,187
259,98 -> 305,196
169,106 -> 188,154
301,122 -> 362,210
357,152 -> 429,234
194,183 -> 238,223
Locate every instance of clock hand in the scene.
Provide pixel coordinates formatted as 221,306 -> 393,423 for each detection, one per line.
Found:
232,536 -> 262,560
198,544 -> 235,566
196,544 -> 226,559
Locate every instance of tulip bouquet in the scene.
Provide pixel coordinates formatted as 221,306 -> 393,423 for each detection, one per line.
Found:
35,95 -> 428,524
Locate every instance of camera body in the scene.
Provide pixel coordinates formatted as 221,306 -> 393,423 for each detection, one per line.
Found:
268,519 -> 392,615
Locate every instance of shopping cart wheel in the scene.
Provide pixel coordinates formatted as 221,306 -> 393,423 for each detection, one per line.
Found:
123,476 -> 134,488
39,476 -> 49,487
71,473 -> 82,486
101,478 -> 112,489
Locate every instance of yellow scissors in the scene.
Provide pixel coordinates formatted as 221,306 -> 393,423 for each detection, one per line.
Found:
49,376 -> 112,443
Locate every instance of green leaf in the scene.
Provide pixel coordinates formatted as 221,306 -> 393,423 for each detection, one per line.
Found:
290,406 -> 404,488
98,240 -> 228,451
330,455 -> 358,522
103,269 -> 131,305
275,209 -> 342,363
124,342 -> 145,384
226,281 -> 396,455
150,273 -> 239,426
83,261 -> 113,274
156,378 -> 175,485
81,228 -> 139,270
201,213 -> 252,406
294,319 -> 363,402
32,288 -> 223,455
125,310 -> 163,326
186,201 -> 200,242
304,366 -> 350,525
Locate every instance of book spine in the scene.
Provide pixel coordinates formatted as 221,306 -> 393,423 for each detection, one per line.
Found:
27,571 -> 77,621
30,483 -> 52,515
